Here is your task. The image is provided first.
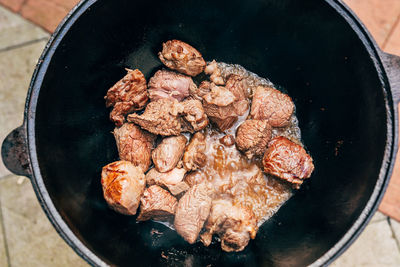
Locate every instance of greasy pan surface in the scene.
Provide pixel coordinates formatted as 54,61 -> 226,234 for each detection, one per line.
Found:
26,0 -> 395,266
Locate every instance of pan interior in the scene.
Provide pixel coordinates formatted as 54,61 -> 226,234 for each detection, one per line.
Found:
34,0 -> 387,266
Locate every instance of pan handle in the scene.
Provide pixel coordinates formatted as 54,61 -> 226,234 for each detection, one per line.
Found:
382,52 -> 400,103
1,125 -> 32,178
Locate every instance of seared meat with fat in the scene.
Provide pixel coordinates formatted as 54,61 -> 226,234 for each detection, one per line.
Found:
101,161 -> 145,215
183,132 -> 207,171
146,167 -> 189,196
200,199 -> 257,252
219,135 -> 235,147
152,135 -> 187,173
148,69 -> 195,101
250,86 -> 294,127
159,40 -> 206,76
105,69 -> 148,126
137,185 -> 178,221
189,80 -> 212,101
225,74 -> 249,116
128,98 -> 208,136
174,183 -> 212,244
113,123 -> 155,172
202,83 -> 238,131
236,120 -> 272,159
204,60 -> 224,85
263,136 -> 314,188
184,171 -> 207,188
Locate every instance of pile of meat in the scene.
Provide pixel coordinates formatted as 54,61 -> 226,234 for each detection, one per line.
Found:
101,40 -> 314,252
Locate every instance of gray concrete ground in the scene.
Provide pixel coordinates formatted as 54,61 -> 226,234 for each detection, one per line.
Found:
0,5 -> 399,267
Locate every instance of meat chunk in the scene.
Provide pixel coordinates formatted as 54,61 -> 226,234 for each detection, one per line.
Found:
184,171 -> 206,187
202,84 -> 238,131
225,74 -> 249,116
219,135 -> 235,147
183,132 -> 207,171
148,69 -> 196,101
158,40 -> 206,76
137,185 -> 178,221
200,199 -> 257,252
105,69 -> 149,126
250,86 -> 294,127
174,183 -> 212,244
152,135 -> 187,172
146,167 -> 189,196
263,136 -> 314,188
101,161 -> 145,215
204,60 -> 224,85
236,120 -> 272,159
127,99 -> 208,136
180,100 -> 209,133
189,80 -> 212,101
113,123 -> 155,172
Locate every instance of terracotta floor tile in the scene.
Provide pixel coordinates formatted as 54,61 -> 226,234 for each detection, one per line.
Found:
20,0 -> 69,32
51,0 -> 81,11
0,0 -> 24,12
342,0 -> 400,47
384,20 -> 400,56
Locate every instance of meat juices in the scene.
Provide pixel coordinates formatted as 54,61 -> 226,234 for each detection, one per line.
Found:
152,135 -> 187,172
236,120 -> 272,159
263,136 -> 314,188
159,40 -> 206,76
105,69 -> 148,126
101,161 -> 145,215
250,86 -> 294,127
183,132 -> 207,171
148,69 -> 196,101
137,185 -> 178,221
127,98 -> 208,136
174,183 -> 212,244
113,123 -> 155,172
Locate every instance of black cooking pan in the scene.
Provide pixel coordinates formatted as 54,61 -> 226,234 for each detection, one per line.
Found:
2,0 -> 400,266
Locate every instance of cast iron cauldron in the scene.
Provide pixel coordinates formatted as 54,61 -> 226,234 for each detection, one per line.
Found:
2,0 -> 400,266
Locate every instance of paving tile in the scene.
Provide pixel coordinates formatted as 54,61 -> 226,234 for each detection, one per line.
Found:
0,5 -> 48,50
0,0 -> 24,12
384,21 -> 400,56
0,212 -> 8,267
0,41 -> 48,178
390,218 -> 400,245
370,211 -> 388,223
20,0 -> 70,32
342,0 -> 400,47
0,175 -> 89,267
331,220 -> 400,266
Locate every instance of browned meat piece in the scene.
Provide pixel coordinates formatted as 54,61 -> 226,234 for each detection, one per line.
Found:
263,136 -> 314,188
200,199 -> 257,252
184,171 -> 206,187
127,99 -> 183,136
127,98 -> 208,136
113,123 -> 155,172
101,161 -> 145,215
183,132 -> 207,171
158,40 -> 206,76
148,69 -> 196,101
174,183 -> 212,244
152,135 -> 187,172
189,80 -> 212,101
236,120 -> 272,159
204,60 -> 224,85
105,69 -> 149,126
225,74 -> 249,116
250,86 -> 294,127
137,185 -> 178,221
180,100 -> 209,133
219,135 -> 235,147
202,84 -> 238,131
146,167 -> 189,196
